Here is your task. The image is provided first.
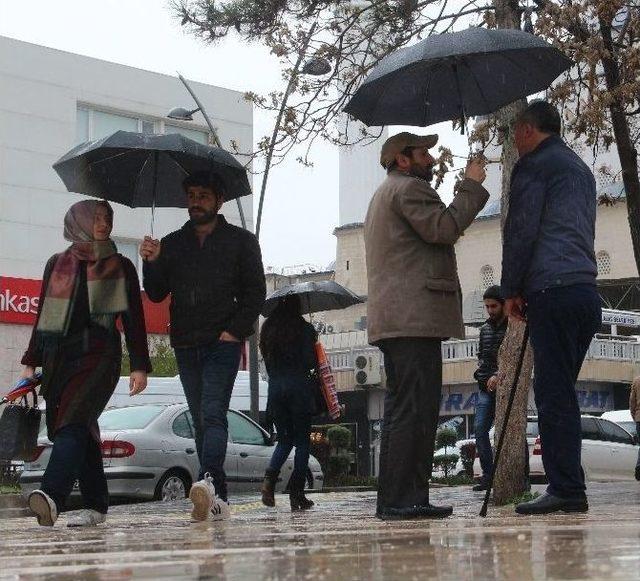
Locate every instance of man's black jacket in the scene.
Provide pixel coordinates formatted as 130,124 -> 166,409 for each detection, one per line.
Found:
473,317 -> 508,391
143,216 -> 266,348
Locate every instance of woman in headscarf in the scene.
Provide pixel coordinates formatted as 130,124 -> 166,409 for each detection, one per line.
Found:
19,200 -> 152,528
259,295 -> 317,511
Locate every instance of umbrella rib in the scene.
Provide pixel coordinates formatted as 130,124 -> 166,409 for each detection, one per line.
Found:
80,150 -> 136,166
65,150 -> 137,193
466,59 -> 492,114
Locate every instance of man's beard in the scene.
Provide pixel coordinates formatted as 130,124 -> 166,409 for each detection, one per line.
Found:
189,207 -> 218,225
489,312 -> 504,323
409,162 -> 434,182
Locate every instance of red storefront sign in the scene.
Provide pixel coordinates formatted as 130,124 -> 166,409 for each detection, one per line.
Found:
0,276 -> 170,334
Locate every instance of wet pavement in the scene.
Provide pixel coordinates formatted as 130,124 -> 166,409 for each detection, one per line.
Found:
1,482 -> 639,580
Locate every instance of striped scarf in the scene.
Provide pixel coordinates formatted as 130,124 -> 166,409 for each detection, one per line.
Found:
37,200 -> 128,335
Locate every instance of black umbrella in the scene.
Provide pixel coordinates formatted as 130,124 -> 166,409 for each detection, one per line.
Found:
344,27 -> 573,128
262,281 -> 364,317
53,130 -> 251,209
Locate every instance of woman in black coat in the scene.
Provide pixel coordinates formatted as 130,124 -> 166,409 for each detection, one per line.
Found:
20,200 -> 151,527
259,296 -> 317,510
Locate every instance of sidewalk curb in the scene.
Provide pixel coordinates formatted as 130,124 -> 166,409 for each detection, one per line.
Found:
311,486 -> 377,494
0,494 -> 26,510
0,508 -> 30,519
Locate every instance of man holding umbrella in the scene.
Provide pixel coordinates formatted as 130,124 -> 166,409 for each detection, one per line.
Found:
365,133 -> 488,519
140,171 -> 266,522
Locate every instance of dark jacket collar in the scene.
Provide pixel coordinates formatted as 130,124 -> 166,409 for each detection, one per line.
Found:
181,214 -> 229,235
520,134 -> 564,162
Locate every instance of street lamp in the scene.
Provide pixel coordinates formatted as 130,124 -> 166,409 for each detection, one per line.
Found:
167,107 -> 200,121
170,52 -> 331,421
169,73 -> 260,418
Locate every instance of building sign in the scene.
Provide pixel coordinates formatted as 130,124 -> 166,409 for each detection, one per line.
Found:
0,276 -> 170,334
440,383 -> 614,415
601,308 -> 640,328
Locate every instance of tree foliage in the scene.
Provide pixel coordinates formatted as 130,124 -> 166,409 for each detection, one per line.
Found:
173,0 -> 490,173
175,0 -> 640,269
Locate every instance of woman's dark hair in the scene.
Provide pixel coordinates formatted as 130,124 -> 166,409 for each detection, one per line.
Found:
260,295 -> 308,362
182,171 -> 227,197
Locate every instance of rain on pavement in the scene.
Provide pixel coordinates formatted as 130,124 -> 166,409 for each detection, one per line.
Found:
1,482 -> 639,580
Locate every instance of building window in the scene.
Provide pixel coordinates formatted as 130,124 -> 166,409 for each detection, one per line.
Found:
480,265 -> 494,289
76,105 -> 209,144
164,123 -> 209,144
346,260 -> 350,271
596,251 -> 611,276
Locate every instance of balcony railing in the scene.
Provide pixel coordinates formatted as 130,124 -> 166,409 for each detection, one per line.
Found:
326,337 -> 640,371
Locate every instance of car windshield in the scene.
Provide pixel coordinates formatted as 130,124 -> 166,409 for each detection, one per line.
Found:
98,406 -> 166,430
526,422 -> 539,438
618,421 -> 636,435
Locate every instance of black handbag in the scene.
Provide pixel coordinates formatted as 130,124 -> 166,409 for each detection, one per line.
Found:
0,385 -> 41,461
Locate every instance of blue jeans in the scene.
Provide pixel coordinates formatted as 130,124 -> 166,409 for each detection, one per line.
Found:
175,340 -> 241,501
528,284 -> 601,500
267,378 -> 312,480
41,423 -> 108,514
474,390 -> 496,484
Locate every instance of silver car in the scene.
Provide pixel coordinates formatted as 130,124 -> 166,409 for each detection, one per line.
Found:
20,404 -> 324,501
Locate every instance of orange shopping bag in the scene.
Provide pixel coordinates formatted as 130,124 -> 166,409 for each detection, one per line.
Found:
314,342 -> 341,420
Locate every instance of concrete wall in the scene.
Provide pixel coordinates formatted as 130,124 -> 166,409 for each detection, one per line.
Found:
0,36 -> 253,387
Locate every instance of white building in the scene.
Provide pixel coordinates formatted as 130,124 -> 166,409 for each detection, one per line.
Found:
0,36 -> 253,388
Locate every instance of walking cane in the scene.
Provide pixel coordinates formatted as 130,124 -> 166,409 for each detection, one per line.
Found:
479,323 -> 530,517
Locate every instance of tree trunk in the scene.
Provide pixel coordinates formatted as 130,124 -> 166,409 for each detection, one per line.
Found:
598,17 -> 640,277
492,319 -> 534,503
491,0 -> 534,504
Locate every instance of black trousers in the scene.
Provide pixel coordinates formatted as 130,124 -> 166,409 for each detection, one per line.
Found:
377,338 -> 442,510
41,423 -> 108,514
528,284 -> 601,499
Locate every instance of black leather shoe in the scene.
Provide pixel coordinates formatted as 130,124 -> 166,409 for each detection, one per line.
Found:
376,504 -> 453,520
472,483 -> 489,492
515,492 -> 588,515
635,465 -> 640,481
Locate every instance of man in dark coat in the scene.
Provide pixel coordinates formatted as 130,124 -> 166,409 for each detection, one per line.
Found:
472,285 -> 508,491
501,101 -> 601,515
141,171 -> 266,522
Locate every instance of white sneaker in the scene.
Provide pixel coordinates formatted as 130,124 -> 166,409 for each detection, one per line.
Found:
210,497 -> 231,521
28,490 -> 58,527
189,473 -> 216,522
67,509 -> 106,527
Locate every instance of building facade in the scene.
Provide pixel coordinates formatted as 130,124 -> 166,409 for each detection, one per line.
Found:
0,36 -> 253,389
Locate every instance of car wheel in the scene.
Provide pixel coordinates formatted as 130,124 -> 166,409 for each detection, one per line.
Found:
155,470 -> 190,502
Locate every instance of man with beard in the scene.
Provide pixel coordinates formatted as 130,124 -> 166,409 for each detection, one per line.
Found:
472,285 -> 508,492
365,133 -> 488,519
140,171 -> 266,522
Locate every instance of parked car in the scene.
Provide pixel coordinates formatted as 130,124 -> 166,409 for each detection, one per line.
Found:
600,409 -> 637,438
20,404 -> 323,501
473,417 -> 540,480
529,415 -> 639,482
432,441 -> 467,478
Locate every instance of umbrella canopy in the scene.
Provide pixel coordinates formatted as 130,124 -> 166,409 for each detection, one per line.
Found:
344,27 -> 573,127
262,281 -> 364,317
53,131 -> 251,208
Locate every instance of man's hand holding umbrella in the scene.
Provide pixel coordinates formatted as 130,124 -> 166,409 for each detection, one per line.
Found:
140,236 -> 161,262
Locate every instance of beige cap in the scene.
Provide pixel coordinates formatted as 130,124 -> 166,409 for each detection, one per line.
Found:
380,132 -> 438,169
